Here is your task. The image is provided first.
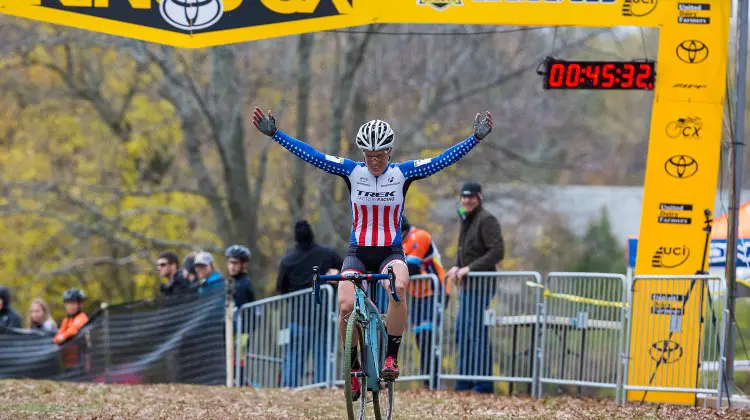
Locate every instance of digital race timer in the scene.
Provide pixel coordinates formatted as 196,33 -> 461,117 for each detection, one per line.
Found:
541,57 -> 656,90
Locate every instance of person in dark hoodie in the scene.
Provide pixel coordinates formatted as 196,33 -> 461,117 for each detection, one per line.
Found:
277,219 -> 343,387
0,286 -> 22,330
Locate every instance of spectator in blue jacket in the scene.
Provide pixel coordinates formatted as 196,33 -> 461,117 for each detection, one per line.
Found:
194,252 -> 223,295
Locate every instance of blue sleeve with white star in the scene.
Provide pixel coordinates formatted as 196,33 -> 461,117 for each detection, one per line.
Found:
272,130 -> 357,176
399,135 -> 479,181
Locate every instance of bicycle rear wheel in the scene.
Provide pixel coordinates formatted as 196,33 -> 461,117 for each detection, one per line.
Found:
343,311 -> 367,420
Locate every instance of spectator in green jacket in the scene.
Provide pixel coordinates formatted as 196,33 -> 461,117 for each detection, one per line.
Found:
446,181 -> 504,394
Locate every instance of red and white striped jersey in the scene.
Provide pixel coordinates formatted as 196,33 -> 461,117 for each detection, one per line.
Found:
349,164 -> 407,246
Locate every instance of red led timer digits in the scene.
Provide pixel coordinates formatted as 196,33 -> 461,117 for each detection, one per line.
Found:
546,60 -> 654,90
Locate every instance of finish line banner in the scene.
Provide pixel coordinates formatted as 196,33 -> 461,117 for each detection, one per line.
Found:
1,0 -> 663,48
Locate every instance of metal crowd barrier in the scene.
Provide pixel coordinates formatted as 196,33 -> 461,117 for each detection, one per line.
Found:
438,272 -> 543,394
228,271 -> 727,408
534,272 -> 628,400
622,275 -> 726,407
235,285 -> 336,389
333,274 -> 441,388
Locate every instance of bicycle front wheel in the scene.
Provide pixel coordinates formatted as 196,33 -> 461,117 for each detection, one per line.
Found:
344,310 -> 366,420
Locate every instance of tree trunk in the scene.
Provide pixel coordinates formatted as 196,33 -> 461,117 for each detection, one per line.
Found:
291,33 -> 314,222
315,31 -> 377,248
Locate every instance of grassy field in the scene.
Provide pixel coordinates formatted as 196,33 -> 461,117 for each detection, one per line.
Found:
0,380 -> 748,419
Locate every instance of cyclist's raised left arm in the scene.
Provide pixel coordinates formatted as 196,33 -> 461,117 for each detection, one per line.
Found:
399,111 -> 493,180
399,134 -> 479,180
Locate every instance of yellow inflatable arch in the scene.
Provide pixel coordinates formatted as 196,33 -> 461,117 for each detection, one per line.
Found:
0,0 -> 731,405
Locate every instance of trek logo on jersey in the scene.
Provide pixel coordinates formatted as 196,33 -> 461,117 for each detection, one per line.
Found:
357,190 -> 396,202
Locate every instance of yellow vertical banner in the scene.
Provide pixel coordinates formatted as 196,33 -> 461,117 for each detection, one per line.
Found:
629,0 -> 730,404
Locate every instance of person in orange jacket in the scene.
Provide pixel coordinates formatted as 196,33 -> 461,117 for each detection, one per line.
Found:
53,288 -> 89,346
401,216 -> 450,388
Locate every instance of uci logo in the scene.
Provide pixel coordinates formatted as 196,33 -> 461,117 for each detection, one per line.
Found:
160,0 -> 224,31
651,245 -> 690,268
621,0 -> 657,17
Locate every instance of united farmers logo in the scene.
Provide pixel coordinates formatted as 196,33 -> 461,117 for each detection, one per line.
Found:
28,0 -> 353,34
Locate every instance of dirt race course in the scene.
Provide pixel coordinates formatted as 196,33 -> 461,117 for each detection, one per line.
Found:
0,380 -> 748,420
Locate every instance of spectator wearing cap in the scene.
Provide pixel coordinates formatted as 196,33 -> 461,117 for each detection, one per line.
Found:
277,219 -> 343,388
194,252 -> 224,296
157,251 -> 191,296
446,181 -> 504,394
0,286 -> 22,331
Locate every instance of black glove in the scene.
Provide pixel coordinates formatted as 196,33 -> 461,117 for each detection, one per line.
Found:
473,111 -> 493,141
253,107 -> 277,137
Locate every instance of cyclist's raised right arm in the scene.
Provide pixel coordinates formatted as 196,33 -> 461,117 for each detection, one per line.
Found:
272,130 -> 356,176
253,107 -> 356,176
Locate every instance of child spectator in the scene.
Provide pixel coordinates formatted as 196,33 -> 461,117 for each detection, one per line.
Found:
53,288 -> 89,345
28,297 -> 57,334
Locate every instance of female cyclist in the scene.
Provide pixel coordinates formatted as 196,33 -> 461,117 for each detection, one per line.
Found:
252,106 -> 492,398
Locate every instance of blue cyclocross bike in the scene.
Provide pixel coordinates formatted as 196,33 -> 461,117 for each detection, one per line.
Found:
312,266 -> 400,420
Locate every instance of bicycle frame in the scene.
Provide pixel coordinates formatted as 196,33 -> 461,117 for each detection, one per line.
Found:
312,266 -> 400,392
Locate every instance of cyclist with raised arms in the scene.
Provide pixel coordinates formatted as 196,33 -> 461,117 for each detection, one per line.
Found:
252,106 -> 492,399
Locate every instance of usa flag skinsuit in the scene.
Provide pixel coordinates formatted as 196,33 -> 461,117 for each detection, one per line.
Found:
271,129 -> 480,247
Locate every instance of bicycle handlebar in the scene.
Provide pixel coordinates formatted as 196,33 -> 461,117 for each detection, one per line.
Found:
312,266 -> 400,304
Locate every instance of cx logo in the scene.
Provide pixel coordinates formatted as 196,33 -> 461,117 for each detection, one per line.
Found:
676,40 -> 709,64
665,117 -> 702,139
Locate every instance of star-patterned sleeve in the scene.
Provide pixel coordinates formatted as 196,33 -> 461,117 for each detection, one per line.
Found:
272,130 -> 357,177
399,134 -> 479,181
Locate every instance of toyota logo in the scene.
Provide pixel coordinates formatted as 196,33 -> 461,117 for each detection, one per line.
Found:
664,155 -> 698,179
676,40 -> 709,64
649,340 -> 683,364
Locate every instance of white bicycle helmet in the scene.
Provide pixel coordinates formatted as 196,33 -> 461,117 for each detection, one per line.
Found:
356,119 -> 395,152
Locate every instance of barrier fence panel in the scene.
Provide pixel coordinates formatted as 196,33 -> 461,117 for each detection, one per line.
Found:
0,286 -> 226,385
235,285 -> 335,389
333,274 -> 441,389
438,272 -> 543,394
535,272 -> 628,400
623,275 -> 726,407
